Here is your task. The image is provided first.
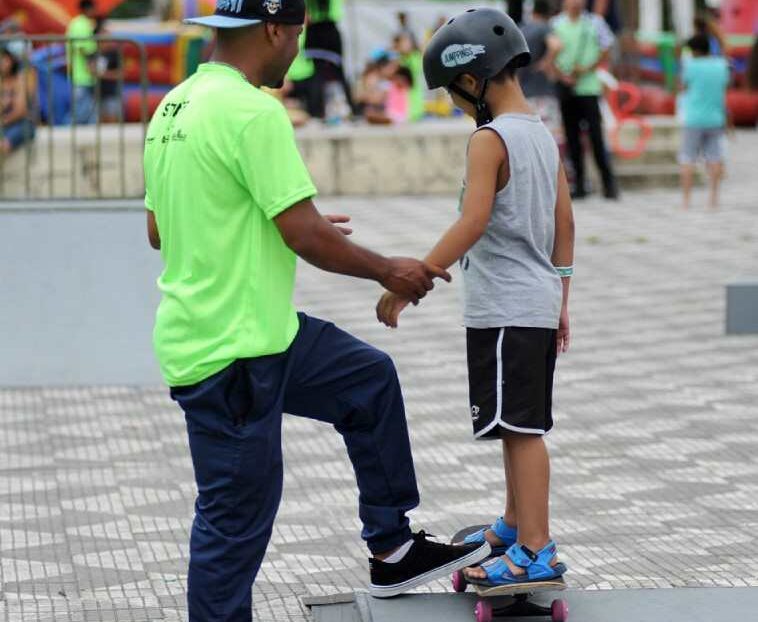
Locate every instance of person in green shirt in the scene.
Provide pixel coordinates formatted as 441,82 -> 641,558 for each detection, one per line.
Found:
144,1 -> 491,619
304,0 -> 356,118
282,29 -> 321,117
393,32 -> 425,121
65,0 -> 98,124
552,0 -> 618,200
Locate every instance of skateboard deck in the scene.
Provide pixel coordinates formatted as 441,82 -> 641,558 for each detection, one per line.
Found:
473,577 -> 567,599
452,524 -> 491,545
472,578 -> 568,622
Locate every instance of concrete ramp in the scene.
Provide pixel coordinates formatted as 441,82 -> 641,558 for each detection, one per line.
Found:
306,587 -> 758,622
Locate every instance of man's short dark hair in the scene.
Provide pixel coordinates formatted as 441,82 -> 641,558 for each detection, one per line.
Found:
533,0 -> 552,17
80,0 -> 96,12
688,33 -> 711,56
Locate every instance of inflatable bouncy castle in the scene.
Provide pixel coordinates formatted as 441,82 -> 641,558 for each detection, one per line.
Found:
0,0 -> 126,35
1,0 -> 211,124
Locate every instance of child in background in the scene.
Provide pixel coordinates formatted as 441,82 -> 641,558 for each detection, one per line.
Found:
385,67 -> 413,123
393,33 -> 425,121
355,52 -> 397,124
679,33 -> 730,210
377,8 -> 575,587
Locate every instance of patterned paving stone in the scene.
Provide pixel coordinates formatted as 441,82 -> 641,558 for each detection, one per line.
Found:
1,130 -> 758,621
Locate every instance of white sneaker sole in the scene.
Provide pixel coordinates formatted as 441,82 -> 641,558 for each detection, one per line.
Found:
368,542 -> 491,598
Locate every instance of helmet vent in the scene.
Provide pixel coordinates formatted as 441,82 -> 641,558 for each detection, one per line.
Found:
447,17 -> 455,24
466,8 -> 476,11
493,25 -> 505,35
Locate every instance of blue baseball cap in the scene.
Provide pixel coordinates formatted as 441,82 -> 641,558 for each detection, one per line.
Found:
184,0 -> 305,28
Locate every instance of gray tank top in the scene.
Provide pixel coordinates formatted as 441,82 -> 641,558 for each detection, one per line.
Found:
461,113 -> 562,329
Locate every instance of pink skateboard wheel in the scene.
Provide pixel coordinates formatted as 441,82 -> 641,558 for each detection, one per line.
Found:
551,598 -> 569,622
452,570 -> 467,593
475,600 -> 493,622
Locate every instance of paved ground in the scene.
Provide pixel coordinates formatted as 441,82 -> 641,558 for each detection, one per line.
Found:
1,130 -> 757,621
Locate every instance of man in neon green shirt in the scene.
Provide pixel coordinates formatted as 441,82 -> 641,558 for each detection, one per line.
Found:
66,0 -> 98,124
144,1 -> 490,619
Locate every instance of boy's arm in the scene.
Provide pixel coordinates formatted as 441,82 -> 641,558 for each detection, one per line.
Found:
376,129 -> 505,327
424,129 -> 505,269
552,163 -> 575,353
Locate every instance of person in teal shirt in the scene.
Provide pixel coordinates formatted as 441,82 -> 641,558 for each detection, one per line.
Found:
552,0 -> 618,200
679,33 -> 731,210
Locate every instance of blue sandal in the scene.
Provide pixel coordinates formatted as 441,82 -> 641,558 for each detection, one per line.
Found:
460,517 -> 517,557
473,540 -> 567,586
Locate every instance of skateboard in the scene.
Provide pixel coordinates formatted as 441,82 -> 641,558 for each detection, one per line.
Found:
450,525 -> 569,622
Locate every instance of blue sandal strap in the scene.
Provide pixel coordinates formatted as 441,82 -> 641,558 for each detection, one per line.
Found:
473,541 -> 566,586
504,540 -> 564,582
480,556 -> 513,583
462,517 -> 517,547
491,517 -> 517,543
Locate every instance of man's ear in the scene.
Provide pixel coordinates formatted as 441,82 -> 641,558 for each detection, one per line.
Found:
263,22 -> 277,44
264,22 -> 285,45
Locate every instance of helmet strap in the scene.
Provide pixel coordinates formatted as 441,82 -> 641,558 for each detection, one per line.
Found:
474,79 -> 492,127
448,79 -> 492,127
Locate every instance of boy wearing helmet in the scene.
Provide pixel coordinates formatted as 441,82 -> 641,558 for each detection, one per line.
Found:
377,8 -> 575,587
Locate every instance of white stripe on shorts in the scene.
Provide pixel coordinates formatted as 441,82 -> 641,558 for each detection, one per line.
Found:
474,328 -> 546,439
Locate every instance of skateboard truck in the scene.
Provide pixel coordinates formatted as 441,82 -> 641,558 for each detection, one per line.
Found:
475,593 -> 569,622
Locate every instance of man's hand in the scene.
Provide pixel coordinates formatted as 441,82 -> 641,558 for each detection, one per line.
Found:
557,306 -> 570,354
275,199 -> 449,300
381,258 -> 451,304
376,291 -> 412,328
324,214 -> 352,235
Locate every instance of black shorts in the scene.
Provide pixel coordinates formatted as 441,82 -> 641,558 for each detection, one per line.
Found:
466,326 -> 557,439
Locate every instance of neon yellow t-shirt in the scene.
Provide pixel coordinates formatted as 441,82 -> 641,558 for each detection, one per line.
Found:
67,15 -> 96,87
143,63 -> 317,387
401,51 -> 425,121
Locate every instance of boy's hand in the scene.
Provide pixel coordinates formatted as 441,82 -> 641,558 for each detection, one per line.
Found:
557,306 -> 570,354
376,291 -> 411,328
380,258 -> 450,304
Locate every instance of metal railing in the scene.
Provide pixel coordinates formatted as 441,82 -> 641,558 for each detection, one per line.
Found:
0,34 -> 149,201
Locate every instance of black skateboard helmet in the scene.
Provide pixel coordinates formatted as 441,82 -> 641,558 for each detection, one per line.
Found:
423,8 -> 530,126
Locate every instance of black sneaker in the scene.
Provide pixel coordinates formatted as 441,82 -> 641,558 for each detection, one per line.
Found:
603,186 -> 620,200
368,531 -> 491,598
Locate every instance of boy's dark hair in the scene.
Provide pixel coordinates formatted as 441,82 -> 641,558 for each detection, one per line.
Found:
80,0 -> 96,12
688,33 -> 710,56
533,0 -> 552,17
693,15 -> 708,34
394,66 -> 413,87
490,57 -> 522,84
